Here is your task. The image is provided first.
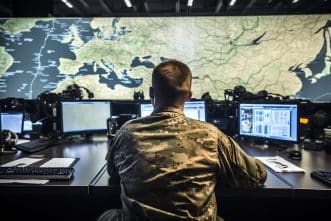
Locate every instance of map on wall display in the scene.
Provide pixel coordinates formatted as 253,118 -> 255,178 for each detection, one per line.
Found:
0,15 -> 331,101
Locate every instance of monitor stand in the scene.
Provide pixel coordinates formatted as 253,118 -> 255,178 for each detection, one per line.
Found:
77,133 -> 108,142
253,139 -> 269,150
77,133 -> 98,142
59,134 -> 91,143
60,133 -> 108,143
89,134 -> 108,141
259,140 -> 295,151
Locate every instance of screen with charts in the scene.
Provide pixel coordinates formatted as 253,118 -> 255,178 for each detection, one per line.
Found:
239,103 -> 298,142
140,101 -> 206,122
0,112 -> 24,134
60,100 -> 111,134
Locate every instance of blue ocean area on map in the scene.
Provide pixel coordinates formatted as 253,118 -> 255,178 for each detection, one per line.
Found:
76,62 -> 143,89
131,56 -> 155,69
110,18 -> 131,40
0,18 -> 142,99
290,19 -> 331,102
0,19 -> 7,25
99,69 -> 143,89
0,19 -> 77,98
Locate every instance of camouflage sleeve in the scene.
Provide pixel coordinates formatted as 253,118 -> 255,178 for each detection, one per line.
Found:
106,137 -> 116,176
217,133 -> 267,188
106,126 -> 131,182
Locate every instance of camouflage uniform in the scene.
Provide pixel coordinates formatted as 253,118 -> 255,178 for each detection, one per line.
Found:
105,107 -> 267,221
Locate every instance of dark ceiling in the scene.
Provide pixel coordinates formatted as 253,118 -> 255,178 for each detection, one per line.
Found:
0,0 -> 331,17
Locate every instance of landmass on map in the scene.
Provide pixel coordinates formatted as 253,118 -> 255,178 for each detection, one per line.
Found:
0,15 -> 330,102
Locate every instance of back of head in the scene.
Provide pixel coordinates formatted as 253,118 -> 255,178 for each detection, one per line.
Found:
152,60 -> 192,106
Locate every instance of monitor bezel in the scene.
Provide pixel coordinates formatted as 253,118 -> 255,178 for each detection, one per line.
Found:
138,99 -> 207,121
138,100 -> 152,118
0,111 -> 24,134
183,100 -> 207,122
58,99 -> 112,135
237,100 -> 299,143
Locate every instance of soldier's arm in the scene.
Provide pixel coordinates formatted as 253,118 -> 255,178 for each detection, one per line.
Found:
106,138 -> 116,176
217,133 -> 267,188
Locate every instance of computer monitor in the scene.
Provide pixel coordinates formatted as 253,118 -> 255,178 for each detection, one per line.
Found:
238,102 -> 298,142
23,120 -> 33,132
59,100 -> 112,134
139,103 -> 154,118
139,100 -> 206,122
0,112 -> 24,134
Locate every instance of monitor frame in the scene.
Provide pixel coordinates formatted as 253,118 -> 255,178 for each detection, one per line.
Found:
0,111 -> 24,134
138,99 -> 207,122
138,100 -> 152,118
238,101 -> 299,143
183,100 -> 207,122
58,100 -> 112,135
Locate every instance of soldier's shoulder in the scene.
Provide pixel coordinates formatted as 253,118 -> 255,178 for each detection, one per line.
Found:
187,118 -> 220,132
119,117 -> 149,130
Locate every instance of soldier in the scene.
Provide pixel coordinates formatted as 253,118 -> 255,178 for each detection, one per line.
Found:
99,60 -> 267,221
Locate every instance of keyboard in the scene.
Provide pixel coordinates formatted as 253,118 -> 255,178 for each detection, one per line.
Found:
0,167 -> 74,180
15,138 -> 57,153
311,170 -> 331,187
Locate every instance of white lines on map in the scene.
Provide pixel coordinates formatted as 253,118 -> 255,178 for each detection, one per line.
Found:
28,20 -> 55,99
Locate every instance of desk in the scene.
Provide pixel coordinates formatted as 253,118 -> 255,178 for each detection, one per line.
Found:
92,139 -> 331,196
1,139 -> 331,221
91,168 -> 295,220
93,168 -> 291,196
91,139 -> 331,220
0,140 -> 108,220
239,139 -> 331,198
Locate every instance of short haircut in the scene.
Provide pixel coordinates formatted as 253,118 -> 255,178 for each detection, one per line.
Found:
152,60 -> 192,103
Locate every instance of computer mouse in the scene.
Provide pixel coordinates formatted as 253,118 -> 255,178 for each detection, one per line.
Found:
287,150 -> 302,160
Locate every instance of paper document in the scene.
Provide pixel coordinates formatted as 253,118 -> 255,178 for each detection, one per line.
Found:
0,179 -> 49,184
16,139 -> 31,145
256,156 -> 305,173
1,157 -> 43,167
40,158 -> 75,168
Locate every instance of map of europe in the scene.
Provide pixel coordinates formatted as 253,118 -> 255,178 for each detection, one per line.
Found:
0,15 -> 331,101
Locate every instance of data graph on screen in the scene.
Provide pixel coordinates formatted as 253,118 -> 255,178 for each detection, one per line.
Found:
60,101 -> 111,134
140,101 -> 206,122
239,103 -> 298,142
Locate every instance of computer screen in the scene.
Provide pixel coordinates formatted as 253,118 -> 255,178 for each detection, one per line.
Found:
60,100 -> 112,134
238,103 -> 298,142
139,101 -> 206,122
23,120 -> 33,132
0,112 -> 24,134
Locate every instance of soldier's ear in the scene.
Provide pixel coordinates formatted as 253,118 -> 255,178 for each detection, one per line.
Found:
149,87 -> 156,107
184,90 -> 192,101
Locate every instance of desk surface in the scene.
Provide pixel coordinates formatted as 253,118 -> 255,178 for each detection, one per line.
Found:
1,138 -> 331,197
1,138 -> 331,221
91,139 -> 331,199
93,168 -> 293,198
238,139 -> 331,197
0,140 -> 108,195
